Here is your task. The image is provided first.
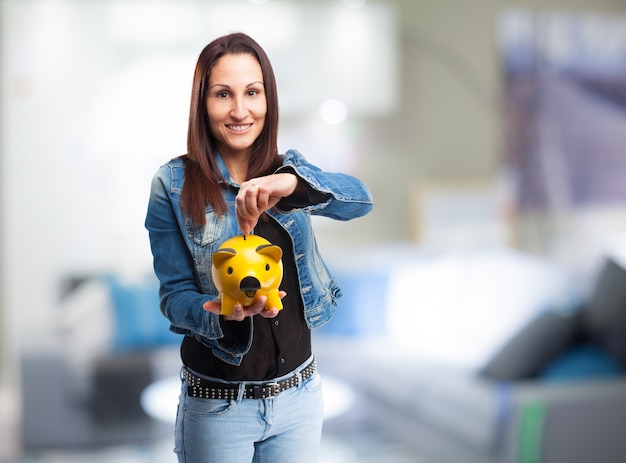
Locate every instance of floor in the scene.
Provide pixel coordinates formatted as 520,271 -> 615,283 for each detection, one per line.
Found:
3,429 -> 420,463
2,400 -> 421,463
0,349 -> 423,463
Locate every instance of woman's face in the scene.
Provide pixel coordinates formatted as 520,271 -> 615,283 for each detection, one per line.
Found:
206,53 -> 267,159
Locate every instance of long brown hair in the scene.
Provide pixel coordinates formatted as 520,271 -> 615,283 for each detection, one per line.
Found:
182,32 -> 281,225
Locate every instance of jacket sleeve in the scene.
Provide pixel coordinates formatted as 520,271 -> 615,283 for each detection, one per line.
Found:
144,165 -> 253,363
275,149 -> 374,220
145,165 -> 220,335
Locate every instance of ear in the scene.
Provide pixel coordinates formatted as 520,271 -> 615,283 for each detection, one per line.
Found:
256,244 -> 282,263
212,248 -> 237,268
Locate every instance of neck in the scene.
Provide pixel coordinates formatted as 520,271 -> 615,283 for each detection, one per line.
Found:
223,156 -> 249,185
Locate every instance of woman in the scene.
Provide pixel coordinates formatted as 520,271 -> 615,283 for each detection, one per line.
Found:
145,32 -> 373,463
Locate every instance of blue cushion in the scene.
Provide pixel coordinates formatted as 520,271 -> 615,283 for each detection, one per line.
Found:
317,269 -> 390,336
540,343 -> 624,382
106,276 -> 180,352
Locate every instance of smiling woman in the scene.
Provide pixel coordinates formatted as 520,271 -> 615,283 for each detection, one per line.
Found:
145,32 -> 373,463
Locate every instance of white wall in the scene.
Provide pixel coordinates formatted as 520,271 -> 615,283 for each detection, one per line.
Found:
0,0 -> 398,348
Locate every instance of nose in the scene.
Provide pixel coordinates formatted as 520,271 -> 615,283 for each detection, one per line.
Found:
230,96 -> 247,120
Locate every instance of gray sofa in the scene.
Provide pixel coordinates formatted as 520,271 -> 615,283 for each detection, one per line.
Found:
316,254 -> 626,463
316,339 -> 626,463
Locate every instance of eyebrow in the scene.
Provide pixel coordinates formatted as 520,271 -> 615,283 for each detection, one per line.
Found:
209,81 -> 264,89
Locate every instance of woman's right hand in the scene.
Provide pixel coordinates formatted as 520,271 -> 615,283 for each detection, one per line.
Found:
236,173 -> 298,234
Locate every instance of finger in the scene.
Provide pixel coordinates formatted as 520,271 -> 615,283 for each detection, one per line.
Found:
235,187 -> 252,218
242,183 -> 261,215
202,299 -> 221,315
259,308 -> 279,318
230,303 -> 245,321
255,187 -> 270,212
249,295 -> 267,313
219,303 -> 245,321
236,187 -> 261,234
236,214 -> 257,235
244,190 -> 260,216
245,182 -> 271,216
256,295 -> 280,318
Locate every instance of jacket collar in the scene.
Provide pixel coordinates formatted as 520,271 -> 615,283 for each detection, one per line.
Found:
215,151 -> 241,188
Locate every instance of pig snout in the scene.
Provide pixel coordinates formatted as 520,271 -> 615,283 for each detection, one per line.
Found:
240,276 -> 261,298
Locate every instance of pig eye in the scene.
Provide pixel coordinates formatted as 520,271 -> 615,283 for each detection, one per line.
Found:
227,267 -> 233,275
265,264 -> 270,271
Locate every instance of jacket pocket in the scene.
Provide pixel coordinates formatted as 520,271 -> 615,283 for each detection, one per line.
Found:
185,209 -> 225,246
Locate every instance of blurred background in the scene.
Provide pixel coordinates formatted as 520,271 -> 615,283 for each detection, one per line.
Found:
2,0 -> 626,462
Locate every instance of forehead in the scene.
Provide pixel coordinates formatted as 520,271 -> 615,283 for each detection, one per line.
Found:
209,53 -> 263,85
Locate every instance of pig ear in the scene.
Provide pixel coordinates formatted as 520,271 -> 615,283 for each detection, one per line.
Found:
256,244 -> 282,262
212,248 -> 237,267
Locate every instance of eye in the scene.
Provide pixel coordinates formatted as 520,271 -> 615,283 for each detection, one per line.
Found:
216,91 -> 230,99
265,264 -> 270,271
227,267 -> 233,275
247,89 -> 258,97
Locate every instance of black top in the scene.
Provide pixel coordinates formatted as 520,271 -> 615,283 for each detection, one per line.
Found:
181,176 -> 329,381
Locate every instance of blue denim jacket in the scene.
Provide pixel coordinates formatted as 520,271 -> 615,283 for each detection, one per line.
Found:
145,149 -> 373,365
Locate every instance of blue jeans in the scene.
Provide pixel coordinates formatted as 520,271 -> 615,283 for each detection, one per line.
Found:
174,357 -> 324,463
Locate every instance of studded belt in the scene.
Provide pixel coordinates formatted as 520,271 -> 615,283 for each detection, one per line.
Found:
182,358 -> 316,400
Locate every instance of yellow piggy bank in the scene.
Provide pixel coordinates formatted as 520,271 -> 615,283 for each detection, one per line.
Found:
211,234 -> 284,316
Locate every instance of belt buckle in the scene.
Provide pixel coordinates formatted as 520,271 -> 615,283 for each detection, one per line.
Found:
265,382 -> 280,399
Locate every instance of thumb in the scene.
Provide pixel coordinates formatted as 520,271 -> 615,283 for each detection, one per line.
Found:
237,216 -> 258,235
202,299 -> 221,315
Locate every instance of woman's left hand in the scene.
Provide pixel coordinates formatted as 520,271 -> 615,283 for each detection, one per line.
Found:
236,173 -> 298,234
203,292 -> 286,321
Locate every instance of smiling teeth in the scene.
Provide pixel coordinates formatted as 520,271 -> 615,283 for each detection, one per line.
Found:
229,124 -> 250,131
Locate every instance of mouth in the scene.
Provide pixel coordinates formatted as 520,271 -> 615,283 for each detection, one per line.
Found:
244,290 -> 257,298
226,124 -> 252,132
